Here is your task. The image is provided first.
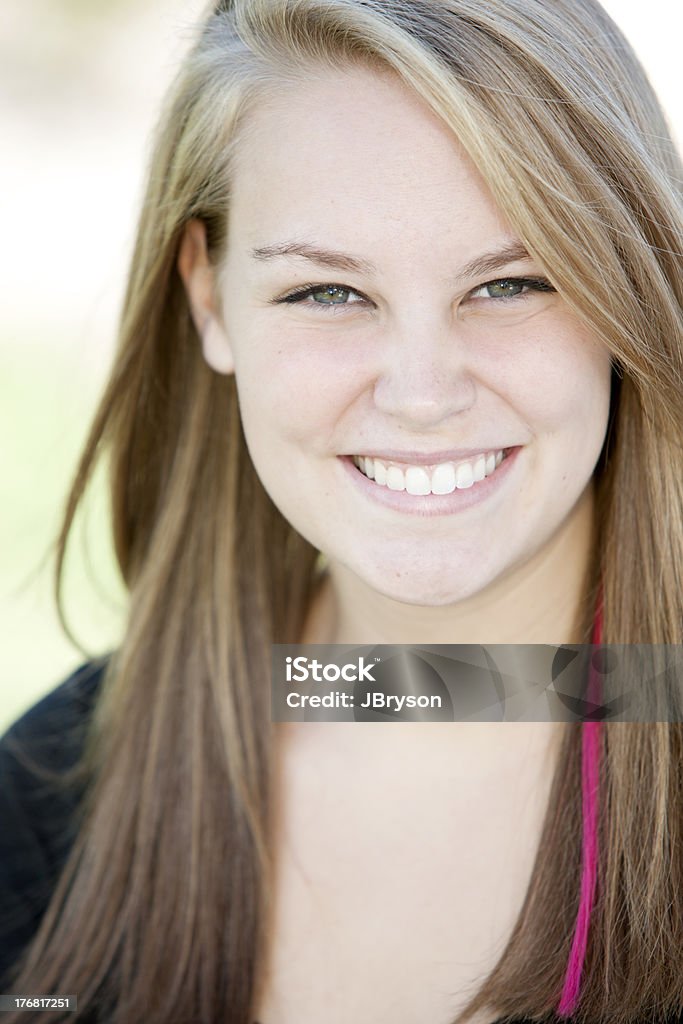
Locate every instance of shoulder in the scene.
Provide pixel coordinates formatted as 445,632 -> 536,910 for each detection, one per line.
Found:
0,655 -> 109,849
1,658 -> 107,759
0,658 -> 108,988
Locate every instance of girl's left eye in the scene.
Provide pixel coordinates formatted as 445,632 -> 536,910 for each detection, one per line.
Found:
469,277 -> 556,301
272,276 -> 556,313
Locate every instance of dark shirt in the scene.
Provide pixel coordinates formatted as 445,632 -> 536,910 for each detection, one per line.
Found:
0,660 -> 105,993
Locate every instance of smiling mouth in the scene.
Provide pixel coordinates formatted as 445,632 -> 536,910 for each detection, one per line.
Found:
349,448 -> 510,495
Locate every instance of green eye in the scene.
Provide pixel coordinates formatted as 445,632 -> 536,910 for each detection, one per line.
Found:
470,277 -> 556,301
276,282 -> 368,312
483,279 -> 525,298
309,286 -> 352,304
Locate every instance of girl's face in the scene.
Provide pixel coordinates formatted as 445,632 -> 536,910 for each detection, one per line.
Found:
184,66 -> 612,606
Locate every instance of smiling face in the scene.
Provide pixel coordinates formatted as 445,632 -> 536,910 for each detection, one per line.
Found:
182,64 -> 612,609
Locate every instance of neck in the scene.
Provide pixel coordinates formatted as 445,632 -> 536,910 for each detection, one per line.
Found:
303,480 -> 597,646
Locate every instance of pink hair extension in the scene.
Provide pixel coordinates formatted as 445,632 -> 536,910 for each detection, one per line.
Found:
556,587 -> 604,1017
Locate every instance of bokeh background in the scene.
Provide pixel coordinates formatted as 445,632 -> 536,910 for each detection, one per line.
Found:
1,0 -> 681,732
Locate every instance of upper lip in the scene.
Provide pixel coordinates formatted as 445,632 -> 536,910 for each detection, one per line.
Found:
345,447 -> 513,465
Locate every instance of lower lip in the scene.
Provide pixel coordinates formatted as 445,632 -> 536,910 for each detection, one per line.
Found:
338,447 -> 521,517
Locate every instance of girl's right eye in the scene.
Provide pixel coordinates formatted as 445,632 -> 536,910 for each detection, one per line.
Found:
273,283 -> 368,313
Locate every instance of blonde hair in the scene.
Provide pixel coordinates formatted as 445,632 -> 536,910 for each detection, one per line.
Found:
4,1 -> 683,1022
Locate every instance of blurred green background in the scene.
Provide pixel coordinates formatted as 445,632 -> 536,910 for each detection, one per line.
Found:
1,340 -> 126,730
1,0 -> 207,733
1,0 -> 681,733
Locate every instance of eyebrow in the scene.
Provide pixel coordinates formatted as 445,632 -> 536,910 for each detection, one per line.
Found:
250,238 -> 534,282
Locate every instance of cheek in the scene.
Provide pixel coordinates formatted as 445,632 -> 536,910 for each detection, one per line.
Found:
513,367 -> 605,434
234,326 -> 362,443
501,323 -> 611,440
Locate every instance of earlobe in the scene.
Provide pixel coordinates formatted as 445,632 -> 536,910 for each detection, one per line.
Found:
177,218 -> 235,375
202,317 -> 235,375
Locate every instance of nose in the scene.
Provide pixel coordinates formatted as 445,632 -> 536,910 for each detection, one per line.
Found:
371,318 -> 477,427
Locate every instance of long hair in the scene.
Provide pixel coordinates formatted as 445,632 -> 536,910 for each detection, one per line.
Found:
4,1 -> 683,1022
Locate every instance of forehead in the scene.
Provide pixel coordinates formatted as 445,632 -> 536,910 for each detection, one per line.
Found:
226,65 -> 511,250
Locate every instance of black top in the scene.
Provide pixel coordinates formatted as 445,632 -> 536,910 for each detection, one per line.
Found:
0,660 -> 105,993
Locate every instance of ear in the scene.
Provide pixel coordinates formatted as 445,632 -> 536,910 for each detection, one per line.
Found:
177,219 -> 235,375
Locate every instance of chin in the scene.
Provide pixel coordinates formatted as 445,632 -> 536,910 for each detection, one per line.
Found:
357,566 -> 498,607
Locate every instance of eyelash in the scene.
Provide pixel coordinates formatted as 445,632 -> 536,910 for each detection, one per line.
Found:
273,276 -> 556,314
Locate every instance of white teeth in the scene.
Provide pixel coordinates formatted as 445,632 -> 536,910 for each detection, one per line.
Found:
351,449 -> 508,494
431,463 -> 456,494
455,462 -> 474,489
405,466 -> 432,495
386,466 -> 405,490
